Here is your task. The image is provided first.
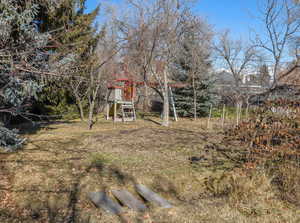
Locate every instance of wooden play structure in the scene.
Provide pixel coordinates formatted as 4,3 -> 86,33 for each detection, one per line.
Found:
106,76 -> 137,122
106,66 -> 182,122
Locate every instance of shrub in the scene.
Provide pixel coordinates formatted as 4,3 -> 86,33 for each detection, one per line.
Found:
270,161 -> 300,206
205,169 -> 274,216
224,98 -> 300,206
0,127 -> 26,152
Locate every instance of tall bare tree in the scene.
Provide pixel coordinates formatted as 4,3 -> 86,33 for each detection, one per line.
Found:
214,31 -> 257,105
116,0 -> 184,113
114,0 -> 207,126
63,25 -> 120,129
86,28 -> 120,129
253,0 -> 300,88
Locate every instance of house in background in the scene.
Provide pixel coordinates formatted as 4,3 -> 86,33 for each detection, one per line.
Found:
278,59 -> 300,86
249,59 -> 300,103
213,68 -> 271,105
243,73 -> 271,87
214,69 -> 270,92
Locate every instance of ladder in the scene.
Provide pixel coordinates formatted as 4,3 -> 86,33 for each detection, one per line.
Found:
121,101 -> 136,122
169,86 -> 178,121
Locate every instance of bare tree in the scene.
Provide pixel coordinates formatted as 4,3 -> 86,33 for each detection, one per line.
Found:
214,30 -> 257,106
115,0 -> 159,112
115,0 -> 195,126
105,0 -> 214,126
86,30 -> 120,129
253,0 -> 300,88
69,75 -> 86,121
62,26 -> 120,129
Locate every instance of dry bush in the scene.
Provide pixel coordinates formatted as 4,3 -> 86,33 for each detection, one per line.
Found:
224,98 -> 300,207
205,169 -> 274,216
226,99 -> 299,162
270,161 -> 300,206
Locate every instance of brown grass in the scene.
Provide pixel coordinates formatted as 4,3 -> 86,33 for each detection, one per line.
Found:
0,117 -> 299,222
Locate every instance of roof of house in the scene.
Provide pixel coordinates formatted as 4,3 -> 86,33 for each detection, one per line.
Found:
278,62 -> 300,86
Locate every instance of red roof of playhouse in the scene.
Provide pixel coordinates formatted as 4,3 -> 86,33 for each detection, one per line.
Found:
107,61 -> 188,89
107,71 -> 135,89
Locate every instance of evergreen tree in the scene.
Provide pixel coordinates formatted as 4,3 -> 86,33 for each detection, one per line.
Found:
173,77 -> 216,117
171,17 -> 216,118
36,0 -> 99,57
0,0 -> 75,151
32,0 -> 100,118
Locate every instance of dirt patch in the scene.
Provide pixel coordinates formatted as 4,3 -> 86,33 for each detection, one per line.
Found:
94,126 -> 209,151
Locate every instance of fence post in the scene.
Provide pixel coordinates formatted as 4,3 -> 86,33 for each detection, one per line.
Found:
245,103 -> 249,121
222,104 -> 226,129
236,102 -> 242,126
207,104 -> 212,129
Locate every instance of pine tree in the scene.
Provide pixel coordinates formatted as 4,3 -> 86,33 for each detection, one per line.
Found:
0,0 -> 76,151
33,0 -> 100,118
171,18 -> 216,118
173,77 -> 216,117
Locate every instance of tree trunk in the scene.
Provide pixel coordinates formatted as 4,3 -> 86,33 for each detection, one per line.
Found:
0,118 -> 4,127
78,103 -> 85,121
87,69 -> 102,130
88,99 -> 95,130
75,96 -> 85,121
192,73 -> 197,121
162,70 -> 169,127
143,84 -> 150,112
88,85 -> 101,130
236,99 -> 242,126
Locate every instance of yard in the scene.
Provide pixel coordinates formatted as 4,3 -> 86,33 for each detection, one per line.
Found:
0,118 -> 299,223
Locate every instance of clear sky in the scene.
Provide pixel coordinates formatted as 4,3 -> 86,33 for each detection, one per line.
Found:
195,0 -> 260,39
85,0 -> 261,40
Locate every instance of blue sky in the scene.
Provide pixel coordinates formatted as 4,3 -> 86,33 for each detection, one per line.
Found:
195,0 -> 260,39
85,0 -> 261,40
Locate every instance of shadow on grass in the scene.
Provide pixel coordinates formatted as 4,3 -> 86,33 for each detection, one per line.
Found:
0,151 -> 155,223
15,120 -> 76,135
0,122 -> 214,223
143,118 -> 161,126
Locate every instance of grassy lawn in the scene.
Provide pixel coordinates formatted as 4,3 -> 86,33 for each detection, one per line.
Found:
0,118 -> 299,223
